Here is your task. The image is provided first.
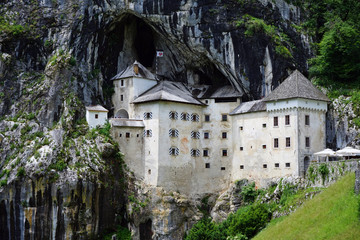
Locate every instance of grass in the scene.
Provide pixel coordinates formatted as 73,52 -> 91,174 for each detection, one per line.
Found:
254,173 -> 360,240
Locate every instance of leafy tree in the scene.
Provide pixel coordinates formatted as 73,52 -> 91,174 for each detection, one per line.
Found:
185,217 -> 228,240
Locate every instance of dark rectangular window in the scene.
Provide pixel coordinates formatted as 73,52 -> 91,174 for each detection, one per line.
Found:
222,114 -> 228,121
305,115 -> 310,126
240,126 -> 243,130
286,137 -> 291,147
222,132 -> 227,139
240,165 -> 244,169
263,164 -> 267,169
274,116 -> 278,127
286,163 -> 291,167
215,98 -> 237,103
121,95 -> 124,101
205,163 -> 210,168
126,132 -> 130,138
203,149 -> 209,157
262,145 -> 267,149
204,132 -> 209,139
285,115 -> 290,125
240,147 -> 243,151
274,138 -> 279,148
221,167 -> 226,170
222,149 -> 228,156
305,137 -> 310,148
121,79 -> 124,86
275,163 -> 279,168
263,123 -> 266,128
95,114 -> 98,119
205,115 -> 210,122
119,133 -> 122,137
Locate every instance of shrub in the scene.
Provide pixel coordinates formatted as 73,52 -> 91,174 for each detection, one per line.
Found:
228,204 -> 271,239
319,163 -> 330,184
16,167 -> 26,177
103,225 -> 131,240
240,182 -> 257,204
185,217 -> 227,240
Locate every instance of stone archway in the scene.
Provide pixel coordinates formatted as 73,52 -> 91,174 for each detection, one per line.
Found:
115,109 -> 129,118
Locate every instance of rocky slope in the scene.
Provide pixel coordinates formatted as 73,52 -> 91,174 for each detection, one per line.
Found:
0,0 -> 357,239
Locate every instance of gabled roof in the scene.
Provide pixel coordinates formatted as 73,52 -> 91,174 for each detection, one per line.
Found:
133,81 -> 205,106
230,100 -> 266,115
86,105 -> 108,112
111,61 -> 156,81
263,70 -> 330,102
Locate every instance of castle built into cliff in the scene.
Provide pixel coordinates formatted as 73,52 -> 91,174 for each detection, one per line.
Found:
86,61 -> 330,195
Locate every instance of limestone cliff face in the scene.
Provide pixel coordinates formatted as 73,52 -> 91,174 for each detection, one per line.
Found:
0,0 -> 340,239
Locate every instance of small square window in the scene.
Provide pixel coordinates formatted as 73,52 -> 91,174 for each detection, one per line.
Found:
205,100 -> 209,104
222,114 -> 228,121
274,116 -> 278,127
121,95 -> 124,101
263,164 -> 267,169
286,137 -> 291,147
286,163 -> 291,167
240,147 -> 243,151
221,167 -> 226,170
126,132 -> 130,138
205,115 -> 210,122
222,149 -> 228,156
305,137 -> 310,148
205,163 -> 210,168
274,138 -> 279,148
262,145 -> 266,149
148,169 -> 151,174
222,132 -> 227,139
204,132 -> 209,139
285,115 -> 290,125
203,149 -> 209,157
95,114 -> 98,119
240,165 -> 244,169
119,133 -> 122,137
275,163 -> 279,168
137,134 -> 139,137
240,126 -> 243,130
305,115 -> 310,126
263,123 -> 266,128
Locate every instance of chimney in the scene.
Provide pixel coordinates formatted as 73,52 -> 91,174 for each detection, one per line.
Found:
134,63 -> 139,75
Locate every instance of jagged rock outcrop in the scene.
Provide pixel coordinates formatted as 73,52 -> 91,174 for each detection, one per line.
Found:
0,0 -> 332,239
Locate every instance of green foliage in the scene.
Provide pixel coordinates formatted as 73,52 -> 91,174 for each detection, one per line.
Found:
49,160 -> 67,171
20,125 -> 32,135
228,204 -> 271,238
236,14 -> 292,58
0,16 -> 28,37
0,179 -> 7,187
240,182 -> 257,204
103,225 -> 131,240
185,217 -> 227,240
69,56 -> 76,66
16,167 -> 26,177
318,163 -> 330,184
307,165 -> 317,183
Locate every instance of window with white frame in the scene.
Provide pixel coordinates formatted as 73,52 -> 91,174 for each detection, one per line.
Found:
180,112 -> 189,121
204,132 -> 210,139
169,111 -> 178,120
169,129 -> 179,138
286,137 -> 291,147
222,149 -> 228,156
144,112 -> 153,120
274,138 -> 279,148
191,131 -> 200,139
285,115 -> 290,125
305,137 -> 310,148
169,147 -> 179,156
191,149 -> 200,157
305,115 -> 310,126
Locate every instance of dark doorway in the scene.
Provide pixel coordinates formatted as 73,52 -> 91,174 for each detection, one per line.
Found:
304,156 -> 310,173
139,219 -> 153,240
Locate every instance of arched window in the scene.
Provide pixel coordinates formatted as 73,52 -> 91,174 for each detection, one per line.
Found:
180,112 -> 189,121
169,129 -> 179,138
169,147 -> 179,156
191,113 -> 199,122
115,109 -> 129,118
191,149 -> 200,157
169,111 -> 178,120
191,131 -> 200,139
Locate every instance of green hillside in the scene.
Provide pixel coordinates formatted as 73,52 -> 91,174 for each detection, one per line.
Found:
254,173 -> 360,240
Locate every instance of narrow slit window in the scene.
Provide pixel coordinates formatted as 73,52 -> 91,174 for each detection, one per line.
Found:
305,115 -> 310,126
285,115 -> 290,125
286,137 -> 291,147
274,138 -> 279,148
273,116 -> 278,127
305,137 -> 310,148
95,114 -> 98,119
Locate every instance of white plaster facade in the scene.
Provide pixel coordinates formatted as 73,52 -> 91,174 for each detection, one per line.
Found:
109,64 -> 330,194
85,105 -> 108,129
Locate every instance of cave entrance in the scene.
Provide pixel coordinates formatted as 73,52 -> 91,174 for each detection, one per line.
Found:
133,18 -> 156,68
139,219 -> 153,240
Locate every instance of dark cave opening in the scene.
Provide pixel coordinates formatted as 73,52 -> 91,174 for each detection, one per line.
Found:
134,18 -> 156,68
